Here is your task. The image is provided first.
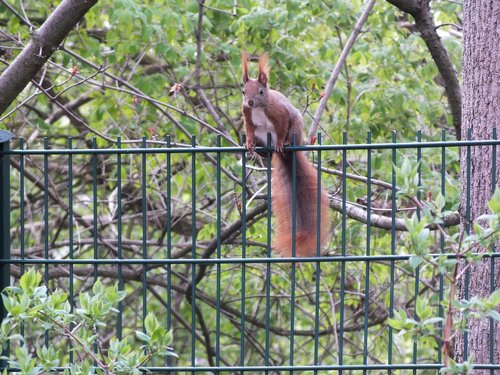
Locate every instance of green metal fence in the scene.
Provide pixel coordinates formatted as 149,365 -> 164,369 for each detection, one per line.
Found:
0,129 -> 498,373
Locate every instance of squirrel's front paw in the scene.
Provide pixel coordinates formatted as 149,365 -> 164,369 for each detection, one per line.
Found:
245,140 -> 256,155
275,142 -> 285,155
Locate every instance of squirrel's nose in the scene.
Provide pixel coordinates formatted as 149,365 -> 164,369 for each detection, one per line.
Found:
248,99 -> 254,107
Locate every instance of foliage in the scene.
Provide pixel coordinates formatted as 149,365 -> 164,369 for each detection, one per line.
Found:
0,270 -> 176,374
389,189 -> 500,374
2,0 -> 492,373
0,0 -> 463,143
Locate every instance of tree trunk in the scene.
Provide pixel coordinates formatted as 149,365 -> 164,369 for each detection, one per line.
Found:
386,0 -> 462,138
456,1 -> 500,372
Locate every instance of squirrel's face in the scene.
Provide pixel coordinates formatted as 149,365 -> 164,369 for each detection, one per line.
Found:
242,52 -> 270,109
242,79 -> 269,109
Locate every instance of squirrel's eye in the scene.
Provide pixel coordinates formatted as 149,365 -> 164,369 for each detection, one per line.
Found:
242,89 -> 245,94
259,88 -> 264,95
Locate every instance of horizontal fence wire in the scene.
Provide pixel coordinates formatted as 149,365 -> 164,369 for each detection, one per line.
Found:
2,252 -> 500,264
0,132 -> 499,374
3,138 -> 500,155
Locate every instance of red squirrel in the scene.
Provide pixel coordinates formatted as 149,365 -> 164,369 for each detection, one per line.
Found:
241,51 -> 330,256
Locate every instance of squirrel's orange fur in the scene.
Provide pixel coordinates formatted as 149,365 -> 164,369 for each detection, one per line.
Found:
242,52 -> 330,256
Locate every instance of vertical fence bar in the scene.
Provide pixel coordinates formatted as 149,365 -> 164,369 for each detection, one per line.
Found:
240,136 -> 247,367
339,131 -> 347,372
438,130 -> 446,364
413,130 -> 422,372
19,138 -> 25,277
416,130 -> 422,219
0,130 -> 13,317
315,133 -> 323,258
489,128 -> 497,374
388,130 -> 397,373
215,135 -> 222,367
0,130 -> 13,372
165,135 -> 172,367
68,137 -> 74,364
19,138 -> 25,339
191,135 -> 197,370
117,137 -> 123,341
91,137 -> 98,359
463,128 -> 472,361
43,138 -> 49,284
92,137 -> 98,282
289,135 -> 297,374
43,137 -> 50,347
313,133 -> 322,373
363,131 -> 372,374
264,133 -> 272,373
141,137 -> 148,328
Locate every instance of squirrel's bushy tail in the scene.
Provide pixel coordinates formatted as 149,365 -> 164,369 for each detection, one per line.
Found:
271,151 -> 330,257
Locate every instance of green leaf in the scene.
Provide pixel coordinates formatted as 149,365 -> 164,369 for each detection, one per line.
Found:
488,289 -> 500,306
488,310 -> 500,321
163,350 -> 179,358
10,304 -> 23,317
135,331 -> 150,342
19,269 -> 42,295
144,312 -> 159,335
409,256 -> 423,270
401,157 -> 412,177
162,329 -> 173,347
422,317 -> 443,326
487,189 -> 500,214
92,279 -> 104,296
388,309 -> 408,331
435,193 -> 446,210
1,295 -> 12,314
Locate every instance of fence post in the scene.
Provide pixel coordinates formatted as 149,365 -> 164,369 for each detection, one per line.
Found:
0,130 -> 13,323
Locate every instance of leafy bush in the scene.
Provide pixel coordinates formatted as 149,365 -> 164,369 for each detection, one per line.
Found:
389,189 -> 500,374
0,270 -> 176,375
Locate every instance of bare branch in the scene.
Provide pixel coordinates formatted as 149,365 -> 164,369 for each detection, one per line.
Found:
194,0 -> 206,86
309,0 -> 376,140
0,0 -> 99,115
329,195 -> 460,231
59,47 -> 239,146
386,0 -> 462,138
46,94 -> 93,124
385,0 -> 419,13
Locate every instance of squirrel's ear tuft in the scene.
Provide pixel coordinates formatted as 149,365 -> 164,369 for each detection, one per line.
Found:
242,50 -> 249,83
258,53 -> 270,87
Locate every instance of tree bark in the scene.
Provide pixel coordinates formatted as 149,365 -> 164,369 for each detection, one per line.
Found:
0,0 -> 99,115
386,0 -> 462,139
456,1 -> 500,372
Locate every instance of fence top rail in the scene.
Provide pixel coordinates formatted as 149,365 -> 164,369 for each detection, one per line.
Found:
2,138 -> 500,155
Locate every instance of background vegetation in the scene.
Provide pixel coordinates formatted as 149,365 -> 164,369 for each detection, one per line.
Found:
2,1 -> 496,374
